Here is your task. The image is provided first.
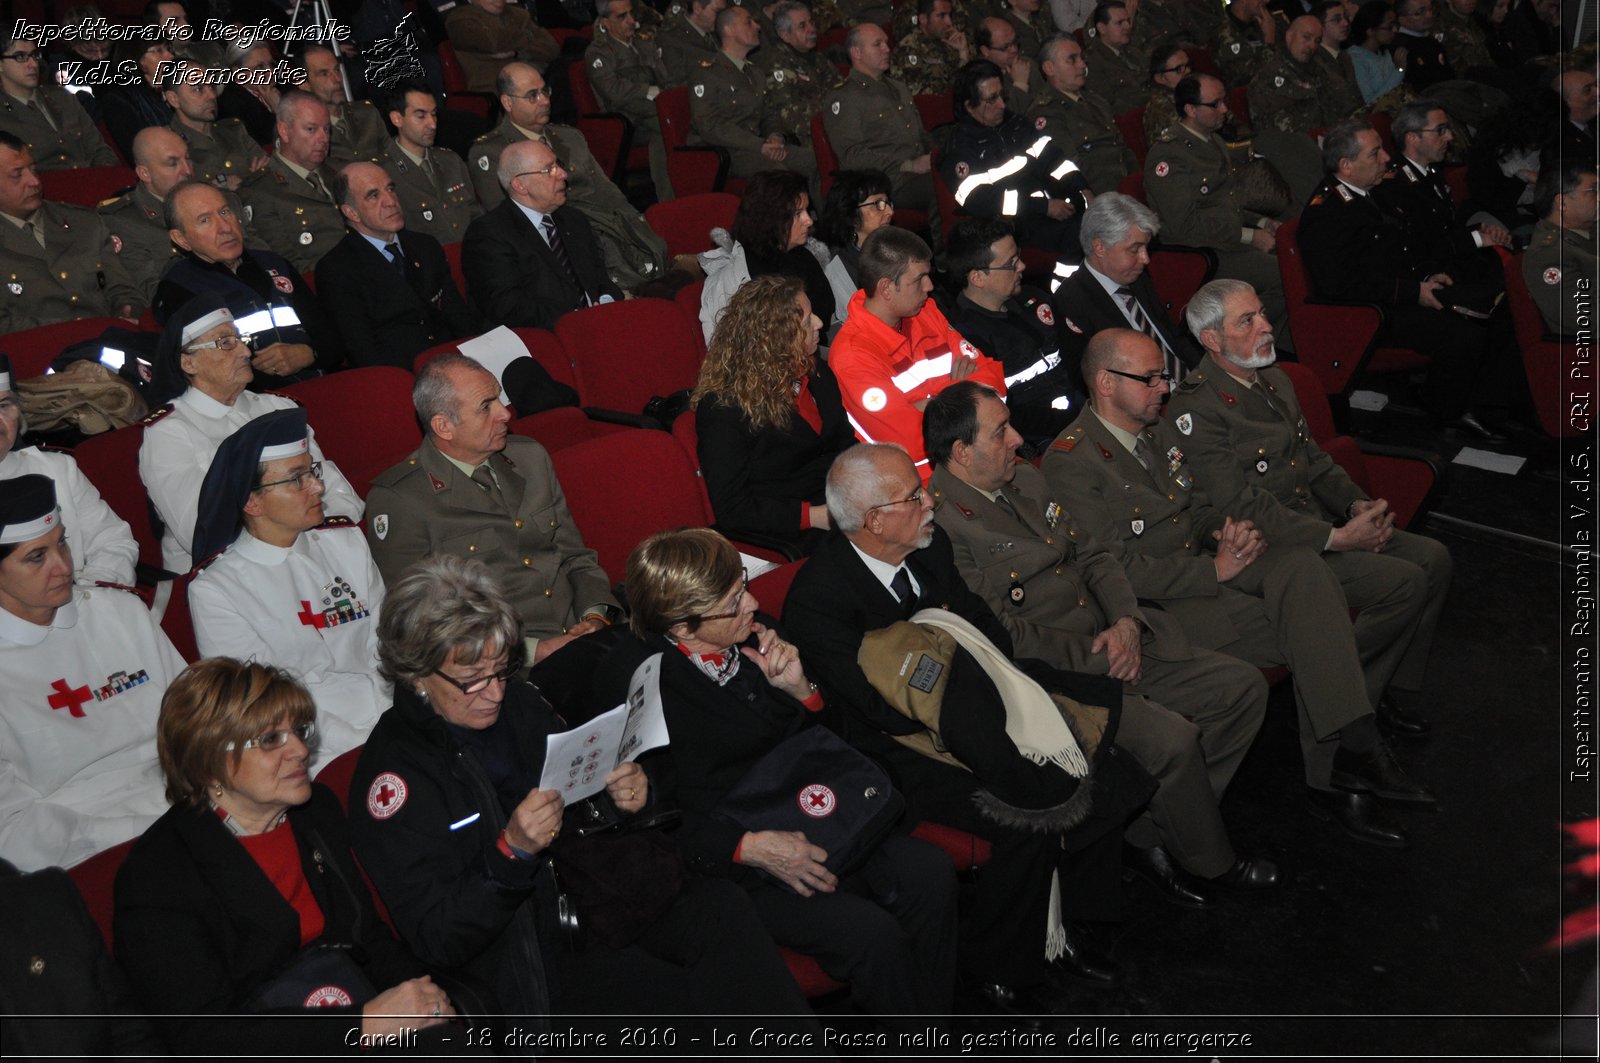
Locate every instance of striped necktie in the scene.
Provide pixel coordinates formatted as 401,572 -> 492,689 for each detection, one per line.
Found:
1117,285 -> 1181,381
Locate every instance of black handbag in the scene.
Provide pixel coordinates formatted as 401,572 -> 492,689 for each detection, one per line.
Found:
243,942 -> 379,1011
548,829 -> 687,951
714,726 -> 906,889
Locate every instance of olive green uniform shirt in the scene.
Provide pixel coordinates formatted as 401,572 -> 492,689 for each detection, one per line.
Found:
584,27 -> 670,134
657,12 -> 720,87
1082,37 -> 1145,115
327,100 -> 392,168
239,154 -> 346,274
0,201 -> 142,332
1522,218 -> 1596,339
822,70 -> 934,203
168,115 -> 267,190
0,86 -> 118,170
1026,84 -> 1136,195
445,4 -> 560,93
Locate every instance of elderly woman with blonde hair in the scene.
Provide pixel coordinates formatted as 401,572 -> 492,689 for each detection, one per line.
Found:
693,275 -> 856,554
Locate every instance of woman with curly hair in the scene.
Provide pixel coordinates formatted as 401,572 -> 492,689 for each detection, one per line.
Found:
816,170 -> 896,291
698,170 -> 853,343
692,275 -> 855,554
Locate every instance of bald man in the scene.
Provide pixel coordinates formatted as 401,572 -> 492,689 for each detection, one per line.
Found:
100,127 -> 198,304
1247,16 -> 1348,136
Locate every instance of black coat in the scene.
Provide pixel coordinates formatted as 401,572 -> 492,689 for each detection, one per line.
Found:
113,785 -> 426,1056
694,365 -> 855,549
1371,158 -> 1500,285
1048,264 -> 1203,373
1297,176 -> 1425,306
943,286 -> 1085,449
462,198 -> 623,330
316,230 -> 484,371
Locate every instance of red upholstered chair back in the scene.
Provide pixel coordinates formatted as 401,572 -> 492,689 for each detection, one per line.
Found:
670,408 -> 715,513
1117,170 -> 1146,204
511,327 -> 578,391
576,114 -> 630,182
656,86 -> 692,151
557,298 -> 704,413
1275,361 -> 1339,441
550,427 -> 711,584
71,423 -> 164,572
645,193 -> 741,259
913,93 -> 954,132
3,317 -> 130,381
811,113 -> 839,198
1115,106 -> 1148,164
442,241 -> 468,298
1499,246 -> 1580,437
509,407 -> 627,451
1186,46 -> 1221,79
66,837 -> 137,951
675,279 -> 708,353
436,41 -> 469,93
39,166 -> 135,207
749,558 -> 806,617
1147,247 -> 1217,328
274,367 -> 421,498
315,745 -> 366,810
568,57 -> 602,115
1226,85 -> 1251,129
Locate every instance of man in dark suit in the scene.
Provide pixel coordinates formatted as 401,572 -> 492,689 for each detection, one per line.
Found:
461,139 -> 623,331
316,162 -> 482,372
1050,192 -> 1203,387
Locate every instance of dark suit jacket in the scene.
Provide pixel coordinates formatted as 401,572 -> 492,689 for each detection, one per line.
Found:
1049,265 -> 1203,375
114,784 -> 425,1056
695,365 -> 856,548
462,198 -> 623,331
316,229 -> 483,371
1371,158 -> 1499,285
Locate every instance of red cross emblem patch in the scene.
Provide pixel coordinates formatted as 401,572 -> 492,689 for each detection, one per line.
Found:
1543,267 -> 1561,286
47,678 -> 93,718
1154,162 -> 1169,177
272,274 -> 294,294
305,985 -> 354,1007
798,783 -> 836,818
367,772 -> 408,819
1035,303 -> 1054,326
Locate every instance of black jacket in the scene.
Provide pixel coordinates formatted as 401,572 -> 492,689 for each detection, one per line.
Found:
348,681 -> 558,1017
1048,264 -> 1203,373
462,198 -> 623,331
316,229 -> 484,371
1371,158 -> 1501,287
694,364 -> 855,549
1297,176 -> 1425,306
943,286 -> 1085,449
113,785 -> 425,1056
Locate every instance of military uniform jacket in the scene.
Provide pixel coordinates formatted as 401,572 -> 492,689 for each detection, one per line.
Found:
1165,360 -> 1365,552
658,13 -> 720,87
889,30 -> 965,98
0,587 -> 184,871
1371,157 -> 1487,278
0,445 -> 137,587
363,435 -> 617,639
930,462 -> 1178,673
758,41 -> 837,141
381,139 -> 483,245
585,27 -> 670,130
1040,407 -> 1245,649
240,155 -> 347,274
0,86 -> 117,170
1144,124 -> 1255,251
445,4 -> 560,93
690,52 -> 782,155
998,6 -> 1054,61
169,115 -> 266,189
189,522 -> 390,767
1209,12 -> 1272,87
1247,50 -> 1334,136
326,100 -> 393,169
822,71 -> 932,182
139,389 -> 364,574
1298,175 -> 1425,305
1311,46 -> 1364,122
1436,4 -> 1493,71
1143,89 -> 1180,145
1396,28 -> 1453,90
1026,85 -> 1136,195
1522,218 -> 1596,338
1082,38 -> 1145,115
0,201 -> 142,333
98,183 -> 188,306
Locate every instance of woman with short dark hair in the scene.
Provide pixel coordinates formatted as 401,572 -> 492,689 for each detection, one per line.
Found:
816,169 -> 896,291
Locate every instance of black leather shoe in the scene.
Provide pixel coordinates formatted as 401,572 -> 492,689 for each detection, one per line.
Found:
1330,742 -> 1437,806
1307,789 -> 1409,849
1048,923 -> 1119,985
1211,854 -> 1281,890
966,980 -> 1059,1017
1451,411 -> 1509,446
1376,696 -> 1432,737
1123,843 -> 1215,909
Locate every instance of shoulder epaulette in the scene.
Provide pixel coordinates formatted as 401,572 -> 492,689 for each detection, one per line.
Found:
370,453 -> 425,488
97,194 -> 125,208
142,403 -> 176,426
700,57 -> 716,67
1048,431 -> 1080,453
315,515 -> 358,530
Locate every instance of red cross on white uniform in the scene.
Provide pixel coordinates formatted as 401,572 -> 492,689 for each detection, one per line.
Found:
47,679 -> 93,718
297,600 -> 328,630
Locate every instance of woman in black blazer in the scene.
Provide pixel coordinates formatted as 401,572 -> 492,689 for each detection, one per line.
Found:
691,275 -> 857,555
114,659 -> 457,1056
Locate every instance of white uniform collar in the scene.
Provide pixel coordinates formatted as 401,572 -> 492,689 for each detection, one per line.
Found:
0,593 -> 79,648
178,386 -> 238,418
231,529 -> 296,567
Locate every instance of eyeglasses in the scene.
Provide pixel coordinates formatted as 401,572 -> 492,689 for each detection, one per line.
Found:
858,198 -> 894,211
226,721 -> 317,753
185,333 -> 253,354
1194,97 -> 1227,109
869,485 -> 926,512
515,160 -> 565,179
507,86 -> 554,101
979,255 -> 1023,272
1159,61 -> 1192,75
991,40 -> 1019,52
1104,367 -> 1174,388
693,569 -> 751,623
254,460 -> 323,493
1,49 -> 41,63
432,659 -> 521,696
1418,124 -> 1451,136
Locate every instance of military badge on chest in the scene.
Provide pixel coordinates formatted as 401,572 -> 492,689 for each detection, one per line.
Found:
1166,446 -> 1192,489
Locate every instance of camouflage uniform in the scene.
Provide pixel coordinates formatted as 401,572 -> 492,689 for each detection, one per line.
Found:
1434,3 -> 1494,72
0,86 -> 118,170
1209,12 -> 1272,87
1522,218 -> 1596,338
1083,37 -> 1146,114
1311,46 -> 1365,122
0,202 -> 143,332
239,155 -> 346,274
822,70 -> 935,209
168,115 -> 266,191
689,52 -> 818,180
890,28 -> 968,98
1026,84 -> 1136,194
1247,48 -> 1336,137
1144,87 -> 1180,145
379,139 -> 483,246
758,40 -> 838,146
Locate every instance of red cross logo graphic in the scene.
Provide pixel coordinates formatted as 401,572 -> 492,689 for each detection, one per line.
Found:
48,679 -> 93,718
297,600 -> 328,630
376,783 -> 396,805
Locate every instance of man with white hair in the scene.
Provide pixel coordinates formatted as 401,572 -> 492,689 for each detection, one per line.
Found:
1167,278 -> 1450,751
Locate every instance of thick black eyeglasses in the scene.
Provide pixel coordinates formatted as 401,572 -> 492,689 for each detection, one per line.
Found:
1104,368 -> 1174,388
433,660 -> 521,696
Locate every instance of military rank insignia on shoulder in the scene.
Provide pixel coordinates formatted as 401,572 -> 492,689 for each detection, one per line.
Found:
141,403 -> 176,427
317,515 -> 358,530
1049,433 -> 1079,453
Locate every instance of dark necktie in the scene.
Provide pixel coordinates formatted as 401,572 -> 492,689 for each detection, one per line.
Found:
471,463 -> 507,513
890,567 -> 917,619
1116,285 -> 1181,381
28,95 -> 56,132
540,214 -> 582,292
384,240 -> 406,273
1133,434 -> 1157,473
